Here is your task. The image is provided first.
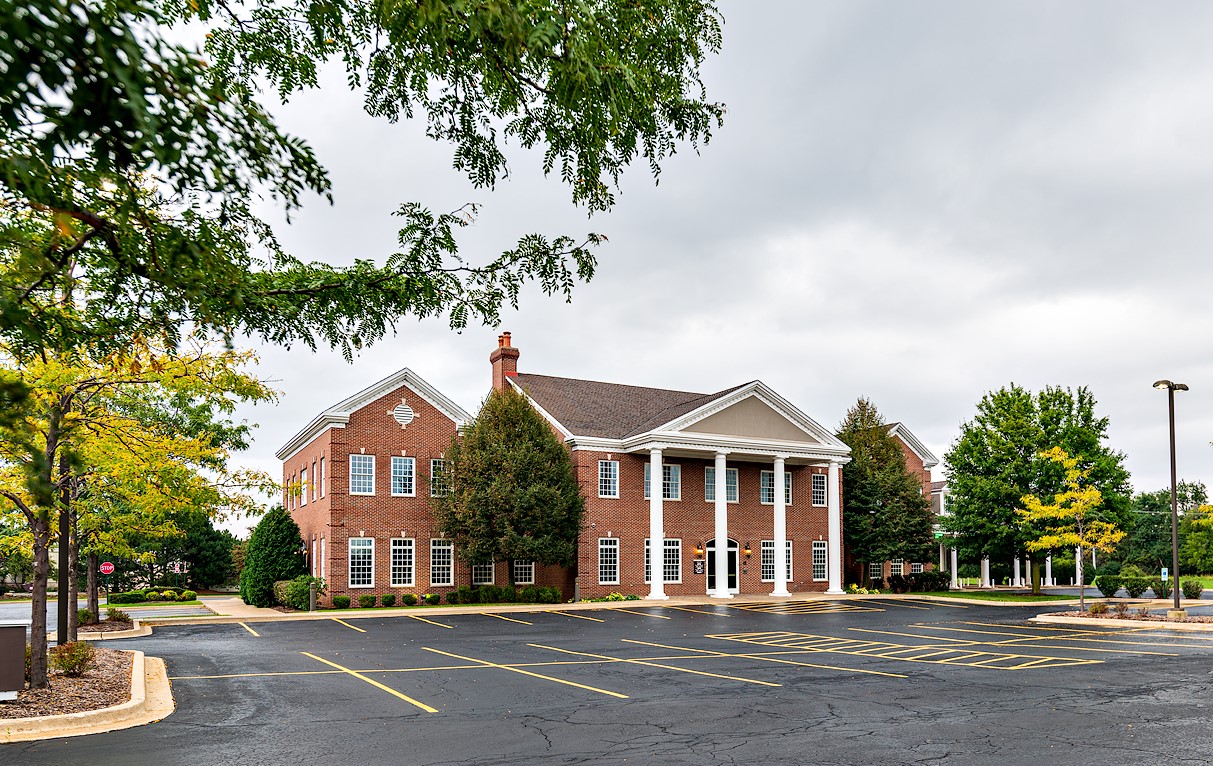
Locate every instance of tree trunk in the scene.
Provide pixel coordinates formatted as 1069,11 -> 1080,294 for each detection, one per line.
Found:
87,550 -> 99,620
1030,560 -> 1041,595
29,516 -> 52,689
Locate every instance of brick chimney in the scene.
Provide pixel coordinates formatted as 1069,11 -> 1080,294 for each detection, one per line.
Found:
490,332 -> 519,391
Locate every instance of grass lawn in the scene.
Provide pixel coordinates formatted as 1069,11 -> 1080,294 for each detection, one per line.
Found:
102,600 -> 203,608
920,591 -> 1076,602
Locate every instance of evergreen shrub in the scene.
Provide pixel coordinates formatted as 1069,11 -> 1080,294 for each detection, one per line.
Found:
108,591 -> 146,604
107,608 -> 131,622
77,608 -> 96,625
1123,578 -> 1149,598
381,594 -> 396,607
1095,576 -> 1121,598
282,576 -> 325,610
401,594 -> 418,606
179,590 -> 197,601
239,506 -> 307,608
357,594 -> 376,608
331,595 -> 350,609
1181,579 -> 1204,599
1151,578 -> 1173,600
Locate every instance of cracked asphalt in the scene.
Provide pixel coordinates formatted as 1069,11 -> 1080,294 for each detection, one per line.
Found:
5,599 -> 1213,765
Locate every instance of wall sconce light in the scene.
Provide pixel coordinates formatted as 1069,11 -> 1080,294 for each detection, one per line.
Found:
743,543 -> 752,559
694,543 -> 705,556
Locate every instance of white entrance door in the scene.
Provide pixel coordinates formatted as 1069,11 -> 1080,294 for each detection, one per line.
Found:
705,538 -> 740,594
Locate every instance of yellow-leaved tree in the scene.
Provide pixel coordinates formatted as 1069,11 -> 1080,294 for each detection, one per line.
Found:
1017,447 -> 1126,610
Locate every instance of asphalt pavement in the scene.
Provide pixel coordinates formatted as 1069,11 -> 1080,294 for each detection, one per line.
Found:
4,598 -> 1213,765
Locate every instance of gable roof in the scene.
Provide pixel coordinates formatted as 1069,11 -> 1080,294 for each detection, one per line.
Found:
511,373 -> 747,440
276,368 -> 473,461
886,422 -> 940,469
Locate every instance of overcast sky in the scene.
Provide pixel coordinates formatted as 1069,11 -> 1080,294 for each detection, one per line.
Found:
226,1 -> 1213,534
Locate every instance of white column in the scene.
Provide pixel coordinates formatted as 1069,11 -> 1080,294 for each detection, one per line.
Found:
939,543 -> 945,572
949,547 -> 959,589
771,456 -> 790,597
711,451 -> 731,598
1045,554 -> 1053,587
826,459 -> 844,594
647,449 -> 668,600
980,557 -> 991,588
1013,556 -> 1021,587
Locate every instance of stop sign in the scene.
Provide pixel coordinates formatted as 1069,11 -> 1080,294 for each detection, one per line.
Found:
99,561 -> 115,575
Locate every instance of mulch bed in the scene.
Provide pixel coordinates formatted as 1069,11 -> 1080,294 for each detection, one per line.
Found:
1054,610 -> 1213,623
0,647 -> 132,719
79,619 -> 135,633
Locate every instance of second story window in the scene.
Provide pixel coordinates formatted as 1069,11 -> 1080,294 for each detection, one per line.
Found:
391,456 -> 416,497
350,454 -> 375,495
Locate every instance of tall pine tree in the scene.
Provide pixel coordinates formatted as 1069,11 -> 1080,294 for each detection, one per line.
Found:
434,387 -> 584,579
837,398 -> 934,581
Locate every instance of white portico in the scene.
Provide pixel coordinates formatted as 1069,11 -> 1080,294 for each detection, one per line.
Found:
515,377 -> 852,599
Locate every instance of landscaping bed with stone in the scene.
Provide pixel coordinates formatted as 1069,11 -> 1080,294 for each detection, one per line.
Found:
1054,609 -> 1213,623
1,646 -> 131,719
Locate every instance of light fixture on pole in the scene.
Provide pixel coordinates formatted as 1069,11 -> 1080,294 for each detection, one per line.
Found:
1153,379 -> 1188,616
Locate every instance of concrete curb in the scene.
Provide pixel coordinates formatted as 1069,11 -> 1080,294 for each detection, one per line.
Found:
76,624 -> 154,640
1030,612 -> 1213,632
0,651 -> 175,742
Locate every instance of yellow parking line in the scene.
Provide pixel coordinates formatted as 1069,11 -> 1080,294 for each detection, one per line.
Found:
173,670 -> 344,680
622,639 -> 907,679
407,614 -> 455,629
658,605 -> 730,617
331,618 -> 367,633
482,613 -> 532,625
858,599 -> 931,610
530,643 -> 780,687
552,611 -> 606,622
301,652 -> 437,713
238,622 -> 260,637
615,608 -> 672,620
424,647 -> 628,699
848,628 -> 978,644
900,597 -> 969,609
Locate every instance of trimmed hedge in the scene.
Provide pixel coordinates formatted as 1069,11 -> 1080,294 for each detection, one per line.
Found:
1123,578 -> 1150,599
1096,576 -> 1121,598
108,591 -> 146,605
380,594 -> 396,607
401,594 -> 418,606
281,576 -> 326,610
444,585 -> 562,605
1151,578 -> 1173,600
331,595 -> 351,609
357,594 -> 376,608
1181,579 -> 1204,599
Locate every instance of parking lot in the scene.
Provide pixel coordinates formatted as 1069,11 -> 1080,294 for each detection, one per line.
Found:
6,599 -> 1213,765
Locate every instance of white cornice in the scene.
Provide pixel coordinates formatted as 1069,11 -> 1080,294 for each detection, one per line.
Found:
276,368 -> 473,462
887,423 -> 940,469
566,432 -> 850,464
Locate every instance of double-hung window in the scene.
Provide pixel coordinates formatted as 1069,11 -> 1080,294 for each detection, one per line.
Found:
311,461 -> 317,502
760,540 -> 793,582
868,561 -> 884,581
704,467 -> 739,503
598,460 -> 620,498
598,538 -> 620,585
512,560 -> 535,585
390,538 -> 415,587
429,459 -> 449,497
643,464 -> 681,500
812,540 -> 828,581
472,562 -> 495,585
300,468 -> 308,506
349,454 -> 375,495
911,562 -> 924,574
430,540 -> 454,586
644,539 -> 682,584
812,474 -> 828,506
890,559 -> 904,576
391,456 -> 416,497
760,471 -> 793,505
319,457 -> 326,498
349,538 -> 374,588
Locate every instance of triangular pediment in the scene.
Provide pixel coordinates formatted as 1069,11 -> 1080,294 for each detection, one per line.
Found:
680,396 -> 820,443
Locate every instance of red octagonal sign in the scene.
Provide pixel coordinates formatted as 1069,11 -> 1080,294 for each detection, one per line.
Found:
99,561 -> 115,575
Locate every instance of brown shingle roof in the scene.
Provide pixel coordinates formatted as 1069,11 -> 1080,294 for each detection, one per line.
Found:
511,374 -> 750,439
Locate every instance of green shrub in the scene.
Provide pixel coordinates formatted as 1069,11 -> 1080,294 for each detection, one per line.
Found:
1095,576 -> 1121,598
1113,602 -> 1130,618
424,594 -> 440,606
282,576 -> 326,611
357,594 -> 376,608
50,641 -> 96,677
107,608 -> 131,622
78,608 -> 96,625
179,590 -> 197,601
401,594 -> 418,606
1120,564 -> 1147,579
1181,579 -> 1204,599
239,505 -> 307,608
108,591 -> 146,605
887,574 -> 909,594
907,570 -> 951,592
518,585 -> 540,603
1152,578 -> 1173,600
331,595 -> 351,609
272,580 -> 292,606
1088,602 -> 1109,615
1123,578 -> 1149,599
380,594 -> 396,607
868,577 -> 885,591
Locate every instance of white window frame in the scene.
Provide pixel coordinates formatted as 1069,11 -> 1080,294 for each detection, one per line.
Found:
311,538 -> 318,577
300,468 -> 308,506
390,455 -> 416,497
598,460 -> 620,499
430,459 -> 448,497
598,538 -> 620,585
311,461 -> 317,502
320,537 -> 326,579
812,540 -> 828,582
472,562 -> 495,586
643,538 -> 682,584
911,562 -> 924,574
319,457 -> 326,498
891,559 -> 904,577
704,467 -> 739,503
430,540 -> 454,587
512,559 -> 535,585
643,463 -> 682,501
760,540 -> 793,583
760,471 -> 793,505
868,561 -> 883,581
390,538 -> 415,587
348,537 -> 374,588
349,454 -> 375,495
812,473 -> 827,507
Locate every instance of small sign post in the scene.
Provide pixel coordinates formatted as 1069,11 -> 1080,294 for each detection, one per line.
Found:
1162,567 -> 1169,582
100,561 -> 115,604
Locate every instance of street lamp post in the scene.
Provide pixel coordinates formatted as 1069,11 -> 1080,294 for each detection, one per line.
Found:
1153,379 -> 1188,615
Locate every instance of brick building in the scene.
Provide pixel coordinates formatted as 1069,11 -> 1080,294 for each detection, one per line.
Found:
278,334 -> 854,601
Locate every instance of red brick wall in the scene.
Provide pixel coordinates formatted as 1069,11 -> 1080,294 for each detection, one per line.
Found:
573,452 -> 834,599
